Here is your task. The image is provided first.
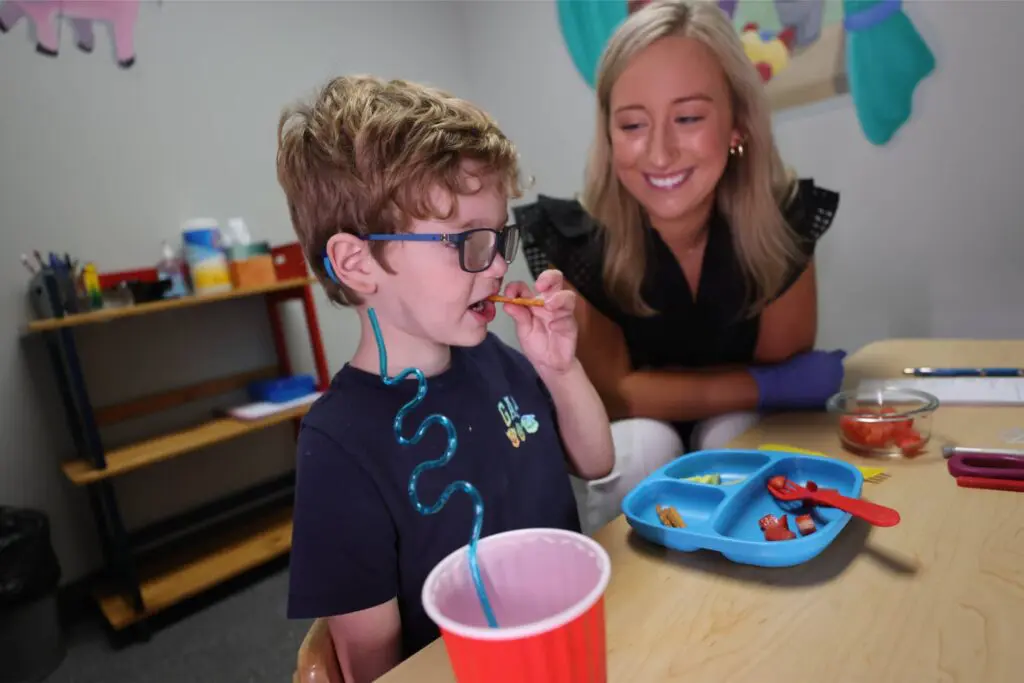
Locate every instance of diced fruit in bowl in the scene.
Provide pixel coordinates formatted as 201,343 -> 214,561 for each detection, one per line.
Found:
839,409 -> 921,451
827,388 -> 938,458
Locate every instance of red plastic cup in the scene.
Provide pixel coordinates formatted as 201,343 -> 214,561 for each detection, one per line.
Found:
422,528 -> 611,683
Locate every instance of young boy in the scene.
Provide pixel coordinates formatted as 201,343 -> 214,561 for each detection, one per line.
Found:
276,75 -> 615,683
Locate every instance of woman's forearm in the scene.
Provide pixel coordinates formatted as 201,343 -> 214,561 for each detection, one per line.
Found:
610,367 -> 760,423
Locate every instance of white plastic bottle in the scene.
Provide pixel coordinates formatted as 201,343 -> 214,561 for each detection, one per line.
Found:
156,240 -> 189,298
181,218 -> 232,295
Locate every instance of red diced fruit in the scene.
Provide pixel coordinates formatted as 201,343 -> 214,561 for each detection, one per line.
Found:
761,514 -> 796,541
840,405 -> 924,454
860,424 -> 889,447
896,433 -> 924,456
891,418 -> 915,434
764,525 -> 796,542
796,514 -> 816,535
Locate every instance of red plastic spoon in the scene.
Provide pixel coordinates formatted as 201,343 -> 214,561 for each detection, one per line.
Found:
767,477 -> 901,527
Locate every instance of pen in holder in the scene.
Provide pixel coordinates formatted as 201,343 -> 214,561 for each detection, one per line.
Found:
28,271 -> 57,321
28,268 -> 85,320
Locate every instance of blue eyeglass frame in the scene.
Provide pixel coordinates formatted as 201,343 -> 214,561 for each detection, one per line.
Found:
322,225 -> 520,284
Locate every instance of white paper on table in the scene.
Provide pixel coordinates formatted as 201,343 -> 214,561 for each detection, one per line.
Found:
856,378 -> 1024,406
227,392 -> 323,421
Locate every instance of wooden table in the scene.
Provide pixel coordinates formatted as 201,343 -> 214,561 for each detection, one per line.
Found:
379,339 -> 1024,683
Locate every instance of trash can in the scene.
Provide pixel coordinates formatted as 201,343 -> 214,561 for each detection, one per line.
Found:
0,506 -> 66,683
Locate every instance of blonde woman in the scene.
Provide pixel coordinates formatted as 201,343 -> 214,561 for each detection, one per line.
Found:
519,0 -> 846,532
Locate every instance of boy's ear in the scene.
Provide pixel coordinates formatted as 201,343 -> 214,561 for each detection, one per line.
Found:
325,233 -> 377,296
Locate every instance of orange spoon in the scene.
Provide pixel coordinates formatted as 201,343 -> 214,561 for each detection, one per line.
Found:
488,295 -> 544,307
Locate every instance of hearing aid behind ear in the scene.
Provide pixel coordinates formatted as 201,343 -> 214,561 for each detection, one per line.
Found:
323,255 -> 341,285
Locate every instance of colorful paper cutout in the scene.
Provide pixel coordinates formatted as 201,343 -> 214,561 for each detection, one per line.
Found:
556,0 -> 936,145
844,0 -> 935,146
0,0 -> 140,68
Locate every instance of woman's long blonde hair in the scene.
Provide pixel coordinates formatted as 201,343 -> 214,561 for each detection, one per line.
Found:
582,0 -> 801,317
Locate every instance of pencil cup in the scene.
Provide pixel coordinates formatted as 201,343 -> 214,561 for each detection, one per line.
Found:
27,272 -> 58,320
422,528 -> 611,683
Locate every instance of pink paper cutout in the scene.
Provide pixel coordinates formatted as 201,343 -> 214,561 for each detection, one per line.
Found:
0,0 -> 140,68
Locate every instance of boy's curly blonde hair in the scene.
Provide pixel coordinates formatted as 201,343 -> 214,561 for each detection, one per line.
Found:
276,75 -> 524,305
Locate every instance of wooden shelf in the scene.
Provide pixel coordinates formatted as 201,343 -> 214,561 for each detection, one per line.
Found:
29,254 -> 328,640
26,277 -> 315,333
96,503 -> 293,630
62,403 -> 313,485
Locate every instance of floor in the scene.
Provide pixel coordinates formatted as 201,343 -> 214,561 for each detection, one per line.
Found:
43,565 -> 310,683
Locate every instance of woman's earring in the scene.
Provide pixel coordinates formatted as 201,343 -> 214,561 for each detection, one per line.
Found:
729,141 -> 745,158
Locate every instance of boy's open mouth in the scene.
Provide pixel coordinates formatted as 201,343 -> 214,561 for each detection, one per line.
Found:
468,298 -> 496,323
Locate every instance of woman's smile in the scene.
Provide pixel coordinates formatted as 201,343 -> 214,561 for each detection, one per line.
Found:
644,168 -> 693,190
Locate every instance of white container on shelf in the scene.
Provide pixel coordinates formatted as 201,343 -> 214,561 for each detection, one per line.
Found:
181,218 -> 232,295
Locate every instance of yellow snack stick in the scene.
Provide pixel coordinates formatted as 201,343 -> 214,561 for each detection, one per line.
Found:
655,504 -> 686,528
665,507 -> 686,528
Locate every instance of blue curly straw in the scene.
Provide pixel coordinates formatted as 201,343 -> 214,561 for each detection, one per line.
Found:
367,307 -> 498,628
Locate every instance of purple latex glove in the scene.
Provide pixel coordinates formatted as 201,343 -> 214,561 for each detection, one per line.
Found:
748,350 -> 847,411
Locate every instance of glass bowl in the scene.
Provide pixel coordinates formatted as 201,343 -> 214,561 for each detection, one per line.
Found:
826,387 -> 939,458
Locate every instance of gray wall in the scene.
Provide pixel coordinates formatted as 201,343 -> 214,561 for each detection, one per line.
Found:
0,0 -> 479,583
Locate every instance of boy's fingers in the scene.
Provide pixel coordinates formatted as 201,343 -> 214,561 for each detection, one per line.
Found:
503,301 -> 532,328
534,269 -> 564,293
502,281 -> 533,300
547,314 -> 576,334
542,289 -> 575,313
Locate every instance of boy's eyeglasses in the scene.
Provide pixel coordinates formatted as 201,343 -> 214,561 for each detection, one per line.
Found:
361,225 -> 521,273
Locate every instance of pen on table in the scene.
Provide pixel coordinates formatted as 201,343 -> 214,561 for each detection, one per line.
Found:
33,250 -> 46,270
942,445 -> 1024,460
903,367 -> 1024,377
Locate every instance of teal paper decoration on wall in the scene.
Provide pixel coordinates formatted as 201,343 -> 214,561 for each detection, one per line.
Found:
555,0 -> 936,146
556,0 -> 628,89
844,0 -> 935,145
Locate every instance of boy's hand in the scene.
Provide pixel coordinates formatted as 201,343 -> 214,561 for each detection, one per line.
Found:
501,269 -> 577,377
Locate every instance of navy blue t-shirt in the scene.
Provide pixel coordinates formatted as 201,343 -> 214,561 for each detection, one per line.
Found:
287,333 -> 581,659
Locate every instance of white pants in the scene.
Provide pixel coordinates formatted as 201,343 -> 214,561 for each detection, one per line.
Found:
571,412 -> 761,534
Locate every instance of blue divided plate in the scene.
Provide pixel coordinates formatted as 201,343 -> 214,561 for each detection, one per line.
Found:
622,449 -> 864,567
